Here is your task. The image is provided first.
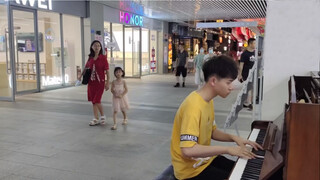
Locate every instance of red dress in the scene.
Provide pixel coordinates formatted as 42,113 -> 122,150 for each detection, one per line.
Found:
85,54 -> 109,104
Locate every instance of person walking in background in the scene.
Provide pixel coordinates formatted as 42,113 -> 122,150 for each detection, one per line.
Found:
203,47 -> 215,62
170,55 -> 262,179
110,67 -> 129,130
174,43 -> 189,88
194,47 -> 205,89
80,40 -> 110,126
238,38 -> 256,110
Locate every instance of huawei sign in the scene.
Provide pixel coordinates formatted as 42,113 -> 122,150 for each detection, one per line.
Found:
15,0 -> 52,10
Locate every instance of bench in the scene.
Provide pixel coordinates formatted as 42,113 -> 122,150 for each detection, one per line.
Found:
154,165 -> 176,180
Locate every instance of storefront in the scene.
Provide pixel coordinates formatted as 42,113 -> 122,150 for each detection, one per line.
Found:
0,0 -> 87,101
90,1 -> 166,78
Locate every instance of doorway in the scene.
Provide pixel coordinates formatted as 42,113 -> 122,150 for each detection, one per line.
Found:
0,7 -> 39,101
12,9 -> 39,93
124,26 -> 141,78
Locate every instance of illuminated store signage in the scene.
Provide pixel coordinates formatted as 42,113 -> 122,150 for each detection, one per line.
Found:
41,75 -> 69,86
119,11 -> 143,26
119,0 -> 144,15
15,0 -> 52,10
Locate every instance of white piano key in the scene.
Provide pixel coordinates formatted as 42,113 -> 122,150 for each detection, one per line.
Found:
229,128 -> 260,180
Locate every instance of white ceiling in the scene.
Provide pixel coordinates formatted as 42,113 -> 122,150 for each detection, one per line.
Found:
96,0 -> 267,24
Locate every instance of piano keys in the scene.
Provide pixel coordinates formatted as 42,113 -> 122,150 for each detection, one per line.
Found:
229,128 -> 266,180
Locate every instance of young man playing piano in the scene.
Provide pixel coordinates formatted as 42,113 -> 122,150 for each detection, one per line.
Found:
170,55 -> 263,180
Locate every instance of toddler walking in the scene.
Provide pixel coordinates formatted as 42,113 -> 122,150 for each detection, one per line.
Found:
111,67 -> 129,130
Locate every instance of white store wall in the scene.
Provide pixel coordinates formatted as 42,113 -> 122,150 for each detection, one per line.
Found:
262,0 -> 320,120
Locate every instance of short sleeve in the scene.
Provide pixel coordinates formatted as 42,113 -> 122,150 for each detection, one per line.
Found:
240,52 -> 247,63
85,58 -> 91,68
212,124 -> 217,132
104,56 -> 109,70
180,106 -> 200,148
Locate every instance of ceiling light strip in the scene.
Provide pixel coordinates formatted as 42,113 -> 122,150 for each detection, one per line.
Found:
196,21 -> 258,28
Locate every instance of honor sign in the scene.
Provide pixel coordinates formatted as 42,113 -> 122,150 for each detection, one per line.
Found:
15,0 -> 52,10
119,11 -> 143,27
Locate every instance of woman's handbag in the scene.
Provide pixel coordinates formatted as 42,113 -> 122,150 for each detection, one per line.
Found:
82,68 -> 91,85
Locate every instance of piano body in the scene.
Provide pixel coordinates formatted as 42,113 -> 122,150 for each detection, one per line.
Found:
229,75 -> 320,180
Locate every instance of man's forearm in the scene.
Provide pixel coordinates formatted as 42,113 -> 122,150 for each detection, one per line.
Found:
239,62 -> 244,75
211,129 -> 236,142
181,144 -> 229,158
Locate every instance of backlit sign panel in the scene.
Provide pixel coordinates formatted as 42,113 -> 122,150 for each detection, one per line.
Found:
15,0 -> 52,10
119,11 -> 143,26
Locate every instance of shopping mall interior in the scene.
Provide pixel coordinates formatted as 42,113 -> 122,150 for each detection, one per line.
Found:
0,0 -> 319,180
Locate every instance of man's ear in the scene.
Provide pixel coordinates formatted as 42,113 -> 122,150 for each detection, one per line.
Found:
209,76 -> 217,87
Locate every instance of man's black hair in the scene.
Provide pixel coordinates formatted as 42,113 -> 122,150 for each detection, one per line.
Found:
202,55 -> 238,82
114,67 -> 125,77
248,38 -> 256,45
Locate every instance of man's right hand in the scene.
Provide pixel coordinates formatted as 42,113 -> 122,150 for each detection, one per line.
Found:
228,146 -> 256,159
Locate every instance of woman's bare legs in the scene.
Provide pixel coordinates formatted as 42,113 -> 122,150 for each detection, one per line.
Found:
97,103 -> 106,125
97,103 -> 104,116
93,104 -> 99,120
89,104 -> 100,126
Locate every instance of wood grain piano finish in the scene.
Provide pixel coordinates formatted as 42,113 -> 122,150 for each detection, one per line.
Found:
284,76 -> 320,180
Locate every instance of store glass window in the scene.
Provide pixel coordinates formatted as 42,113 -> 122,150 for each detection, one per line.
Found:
112,23 -> 123,67
141,28 -> 149,75
62,14 -> 82,85
104,22 -> 111,61
38,11 -> 62,89
150,30 -> 158,73
0,4 -> 12,97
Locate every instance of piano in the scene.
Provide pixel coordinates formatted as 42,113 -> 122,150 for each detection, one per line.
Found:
229,75 -> 320,180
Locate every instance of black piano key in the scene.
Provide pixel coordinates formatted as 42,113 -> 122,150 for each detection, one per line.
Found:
242,172 -> 260,177
243,168 -> 261,175
242,173 -> 259,180
241,178 -> 257,180
243,171 -> 260,177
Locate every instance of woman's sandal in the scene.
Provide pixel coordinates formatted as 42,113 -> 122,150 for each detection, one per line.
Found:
122,119 -> 128,125
110,124 -> 117,130
100,115 -> 106,125
89,119 -> 100,126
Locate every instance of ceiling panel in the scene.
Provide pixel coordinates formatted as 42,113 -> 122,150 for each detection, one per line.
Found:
95,0 -> 267,23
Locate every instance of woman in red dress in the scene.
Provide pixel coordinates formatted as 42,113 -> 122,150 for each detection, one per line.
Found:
81,40 -> 110,126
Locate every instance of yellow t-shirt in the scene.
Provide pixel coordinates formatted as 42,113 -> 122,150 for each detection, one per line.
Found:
171,91 -> 217,179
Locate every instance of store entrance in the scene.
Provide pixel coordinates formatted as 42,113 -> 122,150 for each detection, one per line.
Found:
12,9 -> 39,94
0,8 -> 39,101
124,26 -> 141,78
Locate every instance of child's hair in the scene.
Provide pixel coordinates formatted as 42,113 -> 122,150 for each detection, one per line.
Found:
114,67 -> 125,77
202,55 -> 238,82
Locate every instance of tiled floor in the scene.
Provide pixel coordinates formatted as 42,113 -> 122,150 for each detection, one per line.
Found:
0,74 -> 254,180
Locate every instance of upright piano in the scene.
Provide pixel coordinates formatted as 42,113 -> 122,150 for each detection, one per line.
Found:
229,75 -> 320,180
